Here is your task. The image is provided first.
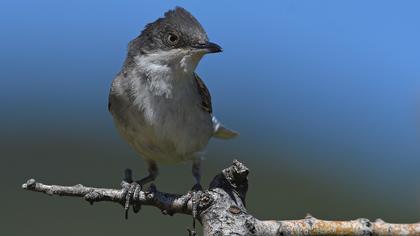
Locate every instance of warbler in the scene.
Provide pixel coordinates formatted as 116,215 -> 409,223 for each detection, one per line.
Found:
108,7 -> 238,192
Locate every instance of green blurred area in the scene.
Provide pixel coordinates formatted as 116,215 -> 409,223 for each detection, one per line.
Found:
1,118 -> 419,235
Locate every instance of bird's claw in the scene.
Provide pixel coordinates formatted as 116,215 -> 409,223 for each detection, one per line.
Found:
190,188 -> 202,234
121,181 -> 142,219
187,228 -> 197,236
121,169 -> 143,219
191,183 -> 203,192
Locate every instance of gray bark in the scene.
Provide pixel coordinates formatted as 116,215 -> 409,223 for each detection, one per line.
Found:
22,160 -> 420,236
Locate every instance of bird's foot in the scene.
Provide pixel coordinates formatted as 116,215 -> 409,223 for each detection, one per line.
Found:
191,183 -> 203,192
189,185 -> 202,235
187,228 -> 197,236
121,169 -> 142,219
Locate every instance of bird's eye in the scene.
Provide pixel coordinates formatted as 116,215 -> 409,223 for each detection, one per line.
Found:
166,33 -> 179,45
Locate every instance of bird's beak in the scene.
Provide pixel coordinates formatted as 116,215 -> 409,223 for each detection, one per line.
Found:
192,42 -> 223,54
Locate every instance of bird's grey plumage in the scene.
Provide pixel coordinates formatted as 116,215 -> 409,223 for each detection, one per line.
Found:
108,7 -> 238,187
124,7 -> 209,67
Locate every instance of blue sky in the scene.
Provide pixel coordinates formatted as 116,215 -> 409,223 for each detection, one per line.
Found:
2,0 -> 420,186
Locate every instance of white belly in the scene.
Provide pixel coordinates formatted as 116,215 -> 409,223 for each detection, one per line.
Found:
111,74 -> 213,164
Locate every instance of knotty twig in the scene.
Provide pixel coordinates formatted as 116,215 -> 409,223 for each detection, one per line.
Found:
22,160 -> 420,236
21,178 -> 194,216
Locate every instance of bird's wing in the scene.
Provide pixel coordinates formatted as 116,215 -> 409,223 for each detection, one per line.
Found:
194,73 -> 239,139
194,73 -> 212,114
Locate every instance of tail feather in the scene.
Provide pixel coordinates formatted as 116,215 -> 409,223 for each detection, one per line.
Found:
212,116 -> 239,139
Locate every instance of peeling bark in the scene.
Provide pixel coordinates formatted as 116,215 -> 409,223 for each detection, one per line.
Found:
22,160 -> 420,236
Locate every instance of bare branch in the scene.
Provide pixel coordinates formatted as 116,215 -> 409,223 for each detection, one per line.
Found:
22,160 -> 420,236
257,217 -> 420,236
21,178 -> 193,215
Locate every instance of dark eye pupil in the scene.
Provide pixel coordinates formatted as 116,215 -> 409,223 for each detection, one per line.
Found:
169,34 -> 178,42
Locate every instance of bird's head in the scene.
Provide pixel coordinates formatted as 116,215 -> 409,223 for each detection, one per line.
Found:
127,7 -> 222,72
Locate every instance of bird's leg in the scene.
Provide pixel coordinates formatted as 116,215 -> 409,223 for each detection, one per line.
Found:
136,160 -> 159,186
121,161 -> 159,219
191,158 -> 202,191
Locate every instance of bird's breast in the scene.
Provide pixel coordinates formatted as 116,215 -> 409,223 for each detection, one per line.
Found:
112,72 -> 213,163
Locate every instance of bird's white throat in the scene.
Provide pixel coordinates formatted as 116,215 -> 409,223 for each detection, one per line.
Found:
134,49 -> 203,87
133,50 -> 204,99
130,50 -> 206,124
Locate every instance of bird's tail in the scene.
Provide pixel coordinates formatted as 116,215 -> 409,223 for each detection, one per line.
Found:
212,116 -> 239,139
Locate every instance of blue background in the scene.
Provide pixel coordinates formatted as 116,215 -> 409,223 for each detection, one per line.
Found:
1,1 -> 419,235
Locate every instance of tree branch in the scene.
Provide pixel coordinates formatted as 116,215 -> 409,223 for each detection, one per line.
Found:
22,160 -> 420,236
21,178 -> 193,216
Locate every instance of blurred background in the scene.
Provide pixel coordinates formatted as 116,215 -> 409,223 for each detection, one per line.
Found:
1,0 -> 420,235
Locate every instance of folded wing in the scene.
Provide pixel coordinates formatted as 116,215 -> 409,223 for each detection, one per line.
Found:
194,73 -> 239,139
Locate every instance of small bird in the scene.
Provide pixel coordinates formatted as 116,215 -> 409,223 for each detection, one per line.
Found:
108,7 -> 238,194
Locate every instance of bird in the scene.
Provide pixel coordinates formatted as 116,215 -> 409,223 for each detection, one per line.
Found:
108,6 -> 238,200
